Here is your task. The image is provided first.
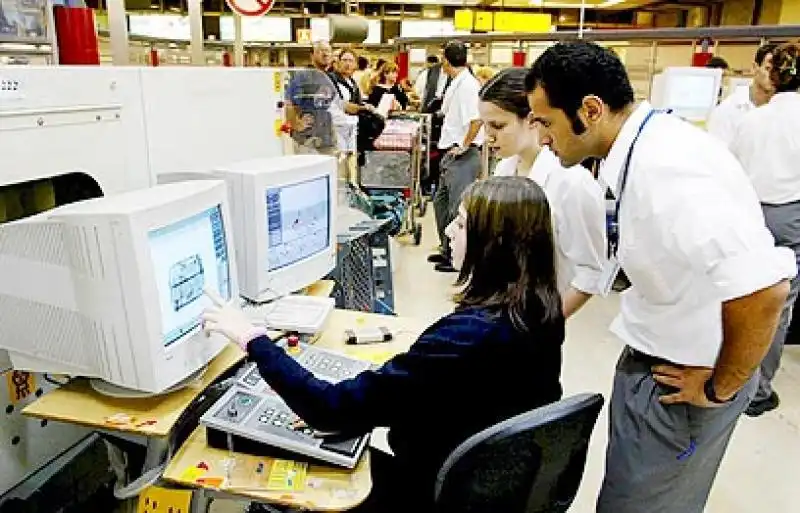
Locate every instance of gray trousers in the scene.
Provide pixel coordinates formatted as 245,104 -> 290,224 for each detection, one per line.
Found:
597,348 -> 757,513
755,201 -> 800,401
432,147 -> 481,256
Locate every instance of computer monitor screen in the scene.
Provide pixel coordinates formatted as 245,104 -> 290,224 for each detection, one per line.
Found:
266,175 -> 331,271
149,205 -> 233,347
665,74 -> 718,111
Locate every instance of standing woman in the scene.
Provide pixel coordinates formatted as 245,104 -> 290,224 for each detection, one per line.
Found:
367,62 -> 410,111
731,41 -> 800,417
479,67 -> 607,317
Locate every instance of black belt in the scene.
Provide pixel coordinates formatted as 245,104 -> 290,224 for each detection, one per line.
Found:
624,346 -> 674,367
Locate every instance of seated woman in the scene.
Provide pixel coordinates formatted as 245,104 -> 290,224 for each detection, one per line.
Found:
479,67 -> 607,318
366,62 -> 410,112
202,176 -> 564,513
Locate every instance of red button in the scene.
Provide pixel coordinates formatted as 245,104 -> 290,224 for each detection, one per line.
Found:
287,335 -> 299,348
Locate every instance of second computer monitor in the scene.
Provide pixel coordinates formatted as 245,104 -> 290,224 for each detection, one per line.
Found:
650,67 -> 723,122
160,155 -> 338,303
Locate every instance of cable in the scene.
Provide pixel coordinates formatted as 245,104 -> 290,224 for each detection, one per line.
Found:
374,298 -> 397,316
44,373 -> 70,386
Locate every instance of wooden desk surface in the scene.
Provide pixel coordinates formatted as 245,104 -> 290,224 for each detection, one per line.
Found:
22,344 -> 245,438
163,427 -> 373,511
162,309 -> 430,508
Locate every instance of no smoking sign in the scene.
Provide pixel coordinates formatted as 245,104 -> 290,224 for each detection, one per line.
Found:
225,0 -> 275,17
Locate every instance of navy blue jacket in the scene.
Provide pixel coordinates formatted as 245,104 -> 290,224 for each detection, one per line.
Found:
247,305 -> 564,504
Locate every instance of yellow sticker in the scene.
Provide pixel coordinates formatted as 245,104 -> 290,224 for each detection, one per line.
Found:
274,118 -> 283,137
273,72 -> 282,93
179,466 -> 207,482
137,486 -> 192,513
267,460 -> 308,492
6,370 -> 36,405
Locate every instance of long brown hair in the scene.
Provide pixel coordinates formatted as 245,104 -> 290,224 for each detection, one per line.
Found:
454,176 -> 561,330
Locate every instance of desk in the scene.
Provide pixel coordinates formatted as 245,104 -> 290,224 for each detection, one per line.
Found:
162,309 -> 429,511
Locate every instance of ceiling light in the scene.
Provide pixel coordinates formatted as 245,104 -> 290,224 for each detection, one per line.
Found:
529,0 -> 544,6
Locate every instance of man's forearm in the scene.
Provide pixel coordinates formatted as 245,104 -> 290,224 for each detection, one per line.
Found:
462,120 -> 483,147
562,288 -> 592,319
714,280 -> 790,398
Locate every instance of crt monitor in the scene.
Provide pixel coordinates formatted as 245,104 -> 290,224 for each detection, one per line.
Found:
158,155 -> 337,303
0,180 -> 239,394
650,67 -> 723,122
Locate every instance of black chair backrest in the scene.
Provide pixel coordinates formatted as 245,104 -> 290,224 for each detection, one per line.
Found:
434,393 -> 604,513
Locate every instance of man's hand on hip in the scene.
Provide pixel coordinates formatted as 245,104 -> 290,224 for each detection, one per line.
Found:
652,365 -> 728,408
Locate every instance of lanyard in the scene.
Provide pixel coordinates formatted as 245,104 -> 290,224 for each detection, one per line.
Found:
611,109 -> 659,257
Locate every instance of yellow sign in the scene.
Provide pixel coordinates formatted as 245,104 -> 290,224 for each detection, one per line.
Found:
137,486 -> 192,513
6,370 -> 35,405
475,11 -> 494,31
494,12 -> 552,33
454,9 -> 475,31
273,71 -> 282,93
297,28 -> 312,44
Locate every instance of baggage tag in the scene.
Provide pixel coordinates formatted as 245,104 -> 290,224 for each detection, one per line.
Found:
599,257 -> 622,297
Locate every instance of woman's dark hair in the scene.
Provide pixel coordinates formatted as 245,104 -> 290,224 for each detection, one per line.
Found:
479,67 -> 531,119
525,41 -> 634,135
357,56 -> 369,71
770,41 -> 800,93
454,176 -> 561,330
705,56 -> 730,70
375,58 -> 387,70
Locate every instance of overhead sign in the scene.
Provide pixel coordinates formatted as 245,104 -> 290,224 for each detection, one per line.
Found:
225,0 -> 275,17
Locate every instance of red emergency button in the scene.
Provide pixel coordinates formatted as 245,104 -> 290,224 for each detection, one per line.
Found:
287,335 -> 299,348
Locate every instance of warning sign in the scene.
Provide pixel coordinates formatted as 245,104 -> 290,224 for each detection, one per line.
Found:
225,0 -> 275,17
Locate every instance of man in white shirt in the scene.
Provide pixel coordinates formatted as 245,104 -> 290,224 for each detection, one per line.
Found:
731,41 -> 800,417
429,41 -> 484,273
414,55 -> 449,113
526,41 -> 795,513
707,43 -> 776,146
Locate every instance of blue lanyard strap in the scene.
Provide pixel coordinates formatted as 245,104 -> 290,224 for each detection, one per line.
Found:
611,109 -> 662,257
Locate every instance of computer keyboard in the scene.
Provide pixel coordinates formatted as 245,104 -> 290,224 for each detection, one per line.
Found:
244,295 -> 335,334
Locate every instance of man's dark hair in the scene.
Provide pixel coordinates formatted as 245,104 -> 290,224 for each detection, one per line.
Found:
525,41 -> 634,135
426,55 -> 439,65
755,43 -> 778,66
706,56 -> 730,69
444,41 -> 468,68
357,56 -> 369,70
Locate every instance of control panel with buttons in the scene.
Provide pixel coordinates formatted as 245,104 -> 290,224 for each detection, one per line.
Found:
200,343 -> 372,468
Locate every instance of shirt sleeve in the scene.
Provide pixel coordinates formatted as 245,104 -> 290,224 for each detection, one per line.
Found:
245,312 -> 497,435
661,169 -> 797,301
457,78 -> 482,129
558,170 -> 608,294
706,102 -> 737,147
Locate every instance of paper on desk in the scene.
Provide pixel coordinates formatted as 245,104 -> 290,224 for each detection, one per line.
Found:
267,460 -> 308,492
376,94 -> 395,118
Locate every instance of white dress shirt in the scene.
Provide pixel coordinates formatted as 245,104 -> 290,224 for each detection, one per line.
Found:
438,69 -> 484,149
494,147 -> 607,295
601,101 -> 796,367
731,92 -> 800,205
331,78 -> 359,153
707,87 -> 754,147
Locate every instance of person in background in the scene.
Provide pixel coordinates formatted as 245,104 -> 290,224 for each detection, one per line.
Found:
474,65 -> 496,86
284,40 -> 340,156
731,41 -> 800,417
361,58 -> 387,96
429,41 -> 484,273
415,55 -> 449,112
202,176 -> 565,513
706,56 -> 731,104
329,49 -> 376,184
354,55 -> 370,99
707,43 -> 776,146
481,68 -> 606,318
367,62 -> 409,111
526,41 -> 794,513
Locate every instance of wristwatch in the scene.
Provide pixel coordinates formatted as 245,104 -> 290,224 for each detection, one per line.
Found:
703,378 -> 732,404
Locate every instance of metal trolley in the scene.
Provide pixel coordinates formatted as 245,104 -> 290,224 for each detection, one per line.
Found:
358,112 -> 431,245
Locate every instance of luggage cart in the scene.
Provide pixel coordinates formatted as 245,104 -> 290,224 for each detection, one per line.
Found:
358,113 -> 426,245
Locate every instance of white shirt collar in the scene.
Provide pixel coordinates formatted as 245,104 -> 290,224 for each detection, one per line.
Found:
599,101 -> 652,197
529,147 -> 558,188
769,91 -> 800,105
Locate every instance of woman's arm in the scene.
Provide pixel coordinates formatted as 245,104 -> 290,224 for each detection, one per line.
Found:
246,311 -> 497,434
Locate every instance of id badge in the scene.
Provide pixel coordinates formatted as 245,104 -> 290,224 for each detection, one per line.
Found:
599,257 -> 622,297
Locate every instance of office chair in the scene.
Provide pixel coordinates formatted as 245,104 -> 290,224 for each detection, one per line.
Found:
434,393 -> 604,513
